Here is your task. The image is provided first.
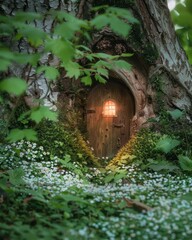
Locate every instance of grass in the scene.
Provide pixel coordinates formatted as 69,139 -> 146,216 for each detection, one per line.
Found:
0,141 -> 192,239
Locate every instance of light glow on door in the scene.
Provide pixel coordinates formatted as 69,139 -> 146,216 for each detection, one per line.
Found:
103,100 -> 116,117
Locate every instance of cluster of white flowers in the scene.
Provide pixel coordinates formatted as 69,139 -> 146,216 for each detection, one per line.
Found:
86,165 -> 192,239
0,141 -> 87,195
1,141 -> 192,239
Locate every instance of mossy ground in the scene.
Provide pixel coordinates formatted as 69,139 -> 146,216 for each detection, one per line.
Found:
1,116 -> 192,240
0,140 -> 192,240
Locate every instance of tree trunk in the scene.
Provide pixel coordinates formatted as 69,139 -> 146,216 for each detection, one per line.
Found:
135,0 -> 192,112
0,0 -> 94,111
1,0 -> 192,132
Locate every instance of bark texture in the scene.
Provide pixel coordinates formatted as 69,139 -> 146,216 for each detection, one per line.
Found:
92,33 -> 155,132
1,0 -> 192,131
0,0 -> 79,110
135,0 -> 192,111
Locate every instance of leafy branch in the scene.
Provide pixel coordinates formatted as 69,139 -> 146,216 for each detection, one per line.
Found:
0,6 -> 137,141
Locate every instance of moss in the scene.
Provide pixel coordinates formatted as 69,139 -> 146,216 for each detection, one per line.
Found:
131,129 -> 160,162
142,44 -> 158,64
149,75 -> 166,113
107,129 -> 160,169
36,120 -> 100,167
93,0 -> 134,8
0,119 -> 8,143
127,24 -> 158,64
107,135 -> 137,169
0,96 -> 10,142
7,98 -> 31,129
152,113 -> 192,156
75,131 -> 100,167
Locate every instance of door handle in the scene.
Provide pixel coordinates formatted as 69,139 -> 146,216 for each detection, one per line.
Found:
113,123 -> 124,128
87,109 -> 96,114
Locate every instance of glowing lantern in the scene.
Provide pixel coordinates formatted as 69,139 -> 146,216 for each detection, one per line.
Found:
103,100 -> 116,117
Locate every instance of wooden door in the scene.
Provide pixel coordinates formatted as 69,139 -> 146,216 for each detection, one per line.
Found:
87,81 -> 135,158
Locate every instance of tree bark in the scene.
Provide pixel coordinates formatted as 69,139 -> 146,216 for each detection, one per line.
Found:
1,0 -> 192,128
135,0 -> 192,111
0,0 -> 80,110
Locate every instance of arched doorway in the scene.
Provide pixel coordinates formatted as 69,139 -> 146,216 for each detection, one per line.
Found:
86,80 -> 135,158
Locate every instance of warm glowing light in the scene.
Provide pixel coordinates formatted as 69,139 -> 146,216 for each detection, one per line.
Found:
103,100 -> 116,117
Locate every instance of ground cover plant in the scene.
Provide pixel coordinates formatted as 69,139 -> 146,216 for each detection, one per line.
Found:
1,139 -> 192,240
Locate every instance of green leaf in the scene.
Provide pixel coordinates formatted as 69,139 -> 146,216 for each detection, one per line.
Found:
23,189 -> 48,203
64,61 -> 81,79
76,45 -> 91,52
0,15 -> 10,22
15,23 -> 47,47
7,129 -> 37,142
81,75 -> 92,86
118,200 -> 128,209
120,53 -> 134,58
94,60 -> 112,69
167,109 -> 183,120
8,168 -> 25,185
147,117 -> 160,123
0,23 -> 14,36
155,136 -> 180,154
14,12 -> 42,22
54,11 -> 70,21
91,15 -> 109,29
110,16 -> 131,37
114,170 -> 127,182
63,154 -> 71,163
61,193 -> 87,204
95,74 -> 107,83
93,53 -> 112,59
0,59 -> 11,71
147,160 -> 179,172
178,155 -> 192,171
85,54 -> 95,61
0,48 -> 15,61
107,7 -> 138,23
30,106 -> 58,123
54,22 -> 80,40
0,77 -> 27,95
45,39 -> 74,63
113,60 -> 132,70
37,66 -> 60,81
0,49 -> 40,70
104,172 -> 115,183
186,0 -> 192,12
173,5 -> 192,28
15,53 -> 40,66
120,154 -> 136,161
181,191 -> 192,201
56,11 -> 87,28
96,68 -> 109,78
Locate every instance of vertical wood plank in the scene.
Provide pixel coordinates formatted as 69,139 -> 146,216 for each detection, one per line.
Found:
87,80 -> 135,158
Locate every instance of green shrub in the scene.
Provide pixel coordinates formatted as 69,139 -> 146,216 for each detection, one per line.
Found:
107,129 -> 160,169
0,119 -> 8,143
8,100 -> 31,129
151,110 -> 192,156
131,129 -> 160,163
36,120 -> 99,167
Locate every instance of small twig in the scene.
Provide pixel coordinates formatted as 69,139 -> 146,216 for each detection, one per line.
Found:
76,0 -> 86,19
124,198 -> 152,212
